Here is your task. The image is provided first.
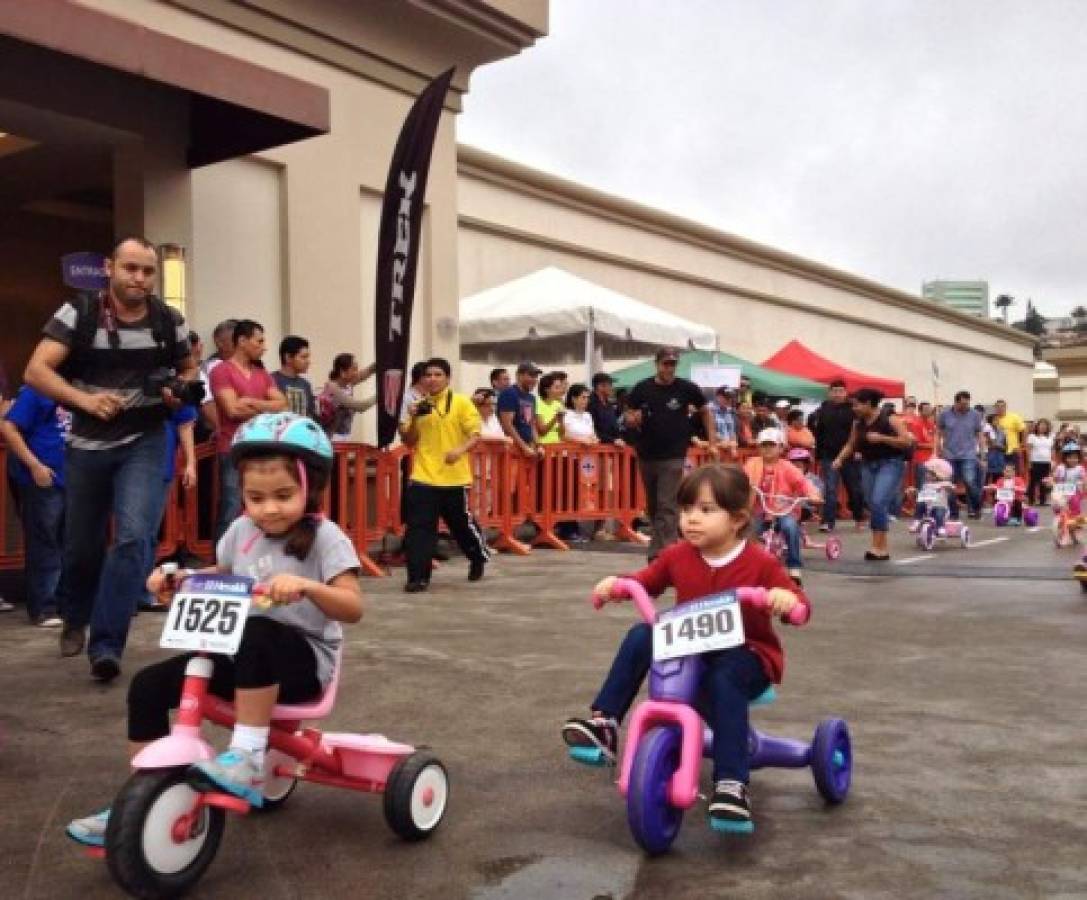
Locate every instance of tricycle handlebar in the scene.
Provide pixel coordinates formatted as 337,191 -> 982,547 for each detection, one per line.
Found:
598,577 -> 808,626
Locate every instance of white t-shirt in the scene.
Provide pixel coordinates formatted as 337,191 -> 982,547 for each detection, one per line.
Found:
480,413 -> 505,440
563,410 -> 595,442
1027,433 -> 1053,464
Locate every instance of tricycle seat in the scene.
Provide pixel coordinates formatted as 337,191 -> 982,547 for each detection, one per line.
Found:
271,649 -> 341,721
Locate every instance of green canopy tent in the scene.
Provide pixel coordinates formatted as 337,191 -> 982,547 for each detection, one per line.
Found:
608,350 -> 827,401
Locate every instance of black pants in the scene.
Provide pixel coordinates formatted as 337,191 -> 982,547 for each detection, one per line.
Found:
127,617 -> 321,742
1028,461 -> 1051,505
403,482 -> 489,583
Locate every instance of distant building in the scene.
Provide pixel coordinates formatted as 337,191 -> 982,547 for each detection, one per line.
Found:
922,280 -> 990,318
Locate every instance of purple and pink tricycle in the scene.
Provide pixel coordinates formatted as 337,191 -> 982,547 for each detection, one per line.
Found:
89,571 -> 448,898
584,578 -> 852,855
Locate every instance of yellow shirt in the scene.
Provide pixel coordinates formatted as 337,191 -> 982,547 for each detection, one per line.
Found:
536,396 -> 565,445
996,412 -> 1025,452
409,389 -> 481,487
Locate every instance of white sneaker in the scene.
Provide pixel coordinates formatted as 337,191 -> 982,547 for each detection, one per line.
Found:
908,520 -> 921,534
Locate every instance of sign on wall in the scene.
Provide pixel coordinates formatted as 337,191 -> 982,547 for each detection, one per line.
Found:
689,364 -> 741,390
60,252 -> 108,291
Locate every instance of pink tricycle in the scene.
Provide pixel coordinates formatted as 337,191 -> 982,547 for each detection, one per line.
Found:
95,570 -> 448,898
755,489 -> 842,562
596,578 -> 851,855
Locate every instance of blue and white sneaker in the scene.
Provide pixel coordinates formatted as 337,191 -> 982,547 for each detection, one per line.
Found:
66,808 -> 110,847
188,749 -> 265,807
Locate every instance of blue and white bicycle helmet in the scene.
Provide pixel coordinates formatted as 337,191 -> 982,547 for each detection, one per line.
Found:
230,412 -> 333,472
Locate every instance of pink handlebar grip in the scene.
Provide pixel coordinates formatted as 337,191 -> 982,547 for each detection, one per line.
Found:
738,586 -> 809,625
611,578 -> 657,624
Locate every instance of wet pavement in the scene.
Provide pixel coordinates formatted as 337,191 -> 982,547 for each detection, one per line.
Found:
2,511 -> 1085,899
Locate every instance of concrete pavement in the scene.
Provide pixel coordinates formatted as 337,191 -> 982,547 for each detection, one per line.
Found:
1,514 -> 1085,899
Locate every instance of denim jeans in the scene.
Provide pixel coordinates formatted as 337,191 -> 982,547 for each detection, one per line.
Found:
819,457 -> 864,527
591,626 -> 770,782
215,453 -> 241,543
56,428 -> 167,660
593,623 -> 653,722
16,481 -> 65,620
859,457 -> 905,532
947,457 -> 981,518
701,646 -> 770,782
754,515 -> 802,569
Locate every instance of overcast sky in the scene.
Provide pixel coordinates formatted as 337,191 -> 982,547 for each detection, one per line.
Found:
458,0 -> 1087,319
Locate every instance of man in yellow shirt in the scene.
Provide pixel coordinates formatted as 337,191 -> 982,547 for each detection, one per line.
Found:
398,357 -> 489,593
994,399 -> 1026,475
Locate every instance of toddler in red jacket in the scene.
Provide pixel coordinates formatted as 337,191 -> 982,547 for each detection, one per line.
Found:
561,464 -> 810,832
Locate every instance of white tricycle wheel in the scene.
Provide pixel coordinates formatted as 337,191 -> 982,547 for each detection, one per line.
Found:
260,749 -> 299,811
383,752 -> 449,841
960,526 -> 971,548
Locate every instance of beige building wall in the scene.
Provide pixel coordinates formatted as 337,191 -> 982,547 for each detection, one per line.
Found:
456,148 -> 1037,412
76,0 -> 545,441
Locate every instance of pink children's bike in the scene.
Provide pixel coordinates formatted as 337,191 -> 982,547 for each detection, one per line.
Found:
92,569 -> 448,898
755,488 -> 842,562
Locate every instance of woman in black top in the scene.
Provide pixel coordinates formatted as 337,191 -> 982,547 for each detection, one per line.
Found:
834,388 -> 914,560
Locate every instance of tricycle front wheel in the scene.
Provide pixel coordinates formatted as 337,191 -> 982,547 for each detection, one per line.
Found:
627,725 -> 684,855
106,767 -> 225,899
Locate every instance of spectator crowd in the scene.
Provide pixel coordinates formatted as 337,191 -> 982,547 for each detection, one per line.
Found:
0,237 -> 1067,672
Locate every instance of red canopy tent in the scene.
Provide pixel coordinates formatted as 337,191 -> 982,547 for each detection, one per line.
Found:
762,340 -> 906,398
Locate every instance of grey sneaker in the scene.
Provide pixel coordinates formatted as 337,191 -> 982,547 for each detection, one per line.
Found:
66,808 -> 110,847
188,749 -> 265,807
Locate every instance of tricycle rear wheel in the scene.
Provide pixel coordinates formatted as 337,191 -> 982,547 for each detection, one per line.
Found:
106,767 -> 225,899
811,718 -> 852,803
383,752 -> 449,841
627,725 -> 683,855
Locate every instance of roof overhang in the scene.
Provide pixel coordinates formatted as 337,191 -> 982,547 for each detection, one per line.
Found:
0,0 -> 329,167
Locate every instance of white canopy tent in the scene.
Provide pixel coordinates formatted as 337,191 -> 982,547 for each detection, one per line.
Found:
459,267 -> 717,372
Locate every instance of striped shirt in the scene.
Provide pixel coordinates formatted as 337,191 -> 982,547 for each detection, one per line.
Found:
43,297 -> 190,450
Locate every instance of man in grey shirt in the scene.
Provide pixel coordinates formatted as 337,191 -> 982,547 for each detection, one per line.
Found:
937,390 -> 987,519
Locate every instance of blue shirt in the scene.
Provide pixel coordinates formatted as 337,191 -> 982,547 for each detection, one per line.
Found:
497,386 -> 537,444
4,386 -> 66,487
937,407 -> 983,460
164,405 -> 198,483
712,402 -> 738,443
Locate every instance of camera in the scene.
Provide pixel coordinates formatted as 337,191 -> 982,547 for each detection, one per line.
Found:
415,399 -> 433,417
145,368 -> 206,406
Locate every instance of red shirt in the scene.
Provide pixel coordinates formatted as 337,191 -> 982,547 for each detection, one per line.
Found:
627,540 -> 811,684
210,360 -> 276,453
908,415 -> 935,463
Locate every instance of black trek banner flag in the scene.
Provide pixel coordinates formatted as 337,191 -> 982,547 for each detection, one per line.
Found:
374,67 -> 455,448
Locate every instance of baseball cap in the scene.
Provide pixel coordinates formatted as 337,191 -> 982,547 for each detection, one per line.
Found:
774,399 -> 790,409
655,347 -> 680,362
756,427 -> 784,446
516,361 -> 543,376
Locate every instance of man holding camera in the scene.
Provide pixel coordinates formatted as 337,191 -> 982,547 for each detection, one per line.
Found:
625,347 -> 717,559
210,319 -> 287,539
25,236 -> 200,680
398,357 -> 489,593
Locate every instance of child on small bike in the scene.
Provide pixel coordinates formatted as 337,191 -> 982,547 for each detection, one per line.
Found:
909,457 -> 954,534
993,462 -> 1027,525
67,413 -> 363,847
743,428 -> 821,584
785,447 -> 823,524
561,463 -> 810,832
1049,442 -> 1086,513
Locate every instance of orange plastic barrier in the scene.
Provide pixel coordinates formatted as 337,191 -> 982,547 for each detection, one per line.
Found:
3,437 -> 904,576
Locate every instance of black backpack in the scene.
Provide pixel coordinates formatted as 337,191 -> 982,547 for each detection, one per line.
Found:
60,291 -> 177,380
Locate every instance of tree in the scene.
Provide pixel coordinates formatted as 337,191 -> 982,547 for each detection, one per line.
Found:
1012,300 -> 1046,337
1072,305 -> 1087,320
993,293 -> 1015,323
